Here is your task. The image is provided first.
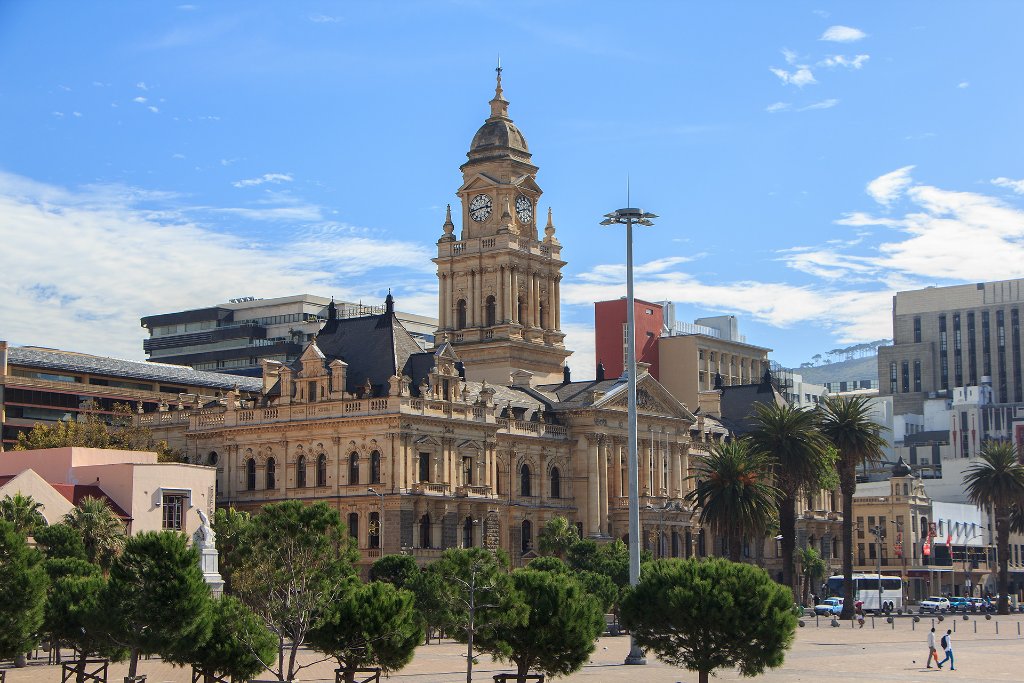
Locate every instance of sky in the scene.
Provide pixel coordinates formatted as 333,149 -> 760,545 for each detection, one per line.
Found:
2,2 -> 1024,376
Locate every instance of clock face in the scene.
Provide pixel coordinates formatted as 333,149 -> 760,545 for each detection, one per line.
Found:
469,194 -> 493,222
515,195 -> 533,224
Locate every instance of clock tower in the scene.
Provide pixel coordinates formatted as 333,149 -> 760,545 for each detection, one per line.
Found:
434,67 -> 571,385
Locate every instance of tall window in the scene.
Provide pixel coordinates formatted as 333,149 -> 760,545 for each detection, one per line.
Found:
485,295 -> 496,327
889,362 -> 897,393
246,458 -> 256,491
161,493 -> 186,530
539,301 -> 546,329
913,360 -> 922,392
518,296 -> 527,326
368,512 -> 380,549
349,453 -> 360,485
998,310 -> 1007,400
953,313 -> 963,386
901,361 -> 910,393
456,299 -> 467,329
463,516 -> 474,548
266,458 -> 276,490
463,456 -> 473,485
419,452 -> 430,482
1012,309 -> 1022,401
316,454 -> 327,487
983,311 -> 992,376
348,513 -> 359,544
939,315 -> 949,389
521,520 -> 533,554
913,316 -> 922,343
967,312 -> 977,384
419,514 -> 431,548
520,463 -> 532,497
296,455 -> 307,488
370,451 -> 381,484
549,466 -> 561,499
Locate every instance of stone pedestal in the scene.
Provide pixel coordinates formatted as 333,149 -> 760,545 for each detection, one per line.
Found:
200,546 -> 225,597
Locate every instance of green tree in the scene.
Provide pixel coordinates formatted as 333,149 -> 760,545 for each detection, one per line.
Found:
231,500 -> 359,681
407,563 -> 455,642
308,579 -> 423,683
537,516 -> 580,559
0,493 -> 48,537
0,520 -> 48,662
63,496 -> 126,570
526,556 -> 618,614
212,507 -> 252,594
963,441 -> 1024,615
797,546 -> 826,606
42,559 -> 126,681
369,553 -> 420,589
620,558 -> 797,683
429,548 -> 526,683
168,595 -> 276,683
102,531 -> 213,679
34,523 -> 88,561
566,538 -> 647,589
686,440 -> 780,562
817,395 -> 887,619
747,401 -> 832,594
476,568 -> 605,682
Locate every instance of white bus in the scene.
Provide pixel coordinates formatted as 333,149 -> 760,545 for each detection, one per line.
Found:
826,573 -> 904,612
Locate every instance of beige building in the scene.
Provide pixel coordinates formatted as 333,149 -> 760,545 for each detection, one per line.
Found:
0,447 -> 216,537
659,333 -> 771,413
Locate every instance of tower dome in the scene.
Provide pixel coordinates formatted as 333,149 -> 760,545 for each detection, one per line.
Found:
466,65 -> 532,164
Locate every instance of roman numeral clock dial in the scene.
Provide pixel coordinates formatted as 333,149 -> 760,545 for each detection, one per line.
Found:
515,194 -> 533,224
469,193 -> 492,222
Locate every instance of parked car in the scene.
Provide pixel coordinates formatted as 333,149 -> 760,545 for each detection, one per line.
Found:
814,597 -> 844,616
948,597 -> 971,612
920,596 -> 951,613
967,597 -> 995,613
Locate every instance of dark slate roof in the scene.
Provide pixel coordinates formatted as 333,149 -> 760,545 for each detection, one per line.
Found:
535,378 -> 626,410
310,307 -> 430,397
8,346 -> 262,393
718,380 -> 787,436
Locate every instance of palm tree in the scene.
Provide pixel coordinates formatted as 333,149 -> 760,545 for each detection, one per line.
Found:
747,401 -> 831,596
0,492 -> 48,536
537,515 -> 580,559
686,440 -> 780,562
63,496 -> 127,569
817,395 -> 887,620
963,441 -> 1024,615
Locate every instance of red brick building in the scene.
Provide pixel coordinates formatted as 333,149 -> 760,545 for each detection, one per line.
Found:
594,298 -> 664,380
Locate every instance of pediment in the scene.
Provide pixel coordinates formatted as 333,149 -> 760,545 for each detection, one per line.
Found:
593,375 -> 695,422
458,173 -> 502,193
434,341 -> 459,361
512,174 -> 542,194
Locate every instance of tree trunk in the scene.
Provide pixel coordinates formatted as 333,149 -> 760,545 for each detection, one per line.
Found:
780,493 -> 797,599
466,616 -> 474,683
839,465 -> 857,621
699,668 -> 710,683
516,659 -> 530,683
997,507 -> 1010,615
728,534 -> 742,563
277,636 -> 285,681
287,640 -> 300,682
75,652 -> 88,683
128,649 -> 140,679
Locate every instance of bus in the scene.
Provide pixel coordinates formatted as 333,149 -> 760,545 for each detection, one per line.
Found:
825,574 -> 904,612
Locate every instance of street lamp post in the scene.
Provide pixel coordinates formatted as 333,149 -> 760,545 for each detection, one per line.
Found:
368,487 -> 384,553
602,206 -> 657,666
868,524 -> 885,611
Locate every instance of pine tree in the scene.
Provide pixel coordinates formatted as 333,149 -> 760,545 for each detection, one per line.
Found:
167,595 -> 276,683
0,520 -> 48,662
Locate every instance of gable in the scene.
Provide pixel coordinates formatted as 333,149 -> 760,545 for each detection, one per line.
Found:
593,375 -> 696,422
458,173 -> 502,193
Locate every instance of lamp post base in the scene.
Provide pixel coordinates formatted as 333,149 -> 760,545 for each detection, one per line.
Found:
624,639 -> 647,665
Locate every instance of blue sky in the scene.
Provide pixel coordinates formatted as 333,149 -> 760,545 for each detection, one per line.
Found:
2,2 -> 1024,375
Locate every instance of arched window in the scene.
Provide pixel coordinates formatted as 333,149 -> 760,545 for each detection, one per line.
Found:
370,451 -> 381,484
463,516 -> 474,548
419,514 -> 431,549
539,301 -> 546,329
316,454 -> 327,487
265,458 -> 276,490
349,453 -> 360,485
456,299 -> 467,329
246,458 -> 256,491
208,451 -> 219,466
521,519 -> 533,554
684,529 -> 692,558
296,454 -> 307,488
485,295 -> 496,327
518,296 -> 527,325
549,467 -> 561,499
368,512 -> 380,549
520,463 -> 532,497
348,513 -> 359,544
672,531 -> 680,558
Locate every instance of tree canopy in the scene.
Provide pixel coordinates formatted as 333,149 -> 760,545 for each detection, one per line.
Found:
620,558 -> 797,683
34,523 -> 88,561
537,516 -> 580,559
0,493 -> 48,536
0,519 -> 48,661
369,553 -> 420,589
63,496 -> 126,570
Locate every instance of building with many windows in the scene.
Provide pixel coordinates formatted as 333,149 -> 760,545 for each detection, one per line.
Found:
878,279 -> 1024,416
141,294 -> 437,376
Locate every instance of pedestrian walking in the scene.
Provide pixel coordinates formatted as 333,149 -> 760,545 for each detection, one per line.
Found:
855,600 -> 865,628
937,629 -> 954,671
926,627 -> 940,668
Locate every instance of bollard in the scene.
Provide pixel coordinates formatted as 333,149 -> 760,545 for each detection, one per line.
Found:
888,616 -> 894,628
1018,622 -> 1020,637
953,620 -> 956,633
996,621 -> 999,635
974,621 -> 977,634
986,614 -> 992,621
871,616 -> 875,629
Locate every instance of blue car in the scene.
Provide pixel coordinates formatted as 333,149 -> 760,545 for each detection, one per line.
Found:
814,597 -> 844,616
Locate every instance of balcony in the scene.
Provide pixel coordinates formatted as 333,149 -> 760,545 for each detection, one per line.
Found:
412,482 -> 451,495
455,484 -> 492,497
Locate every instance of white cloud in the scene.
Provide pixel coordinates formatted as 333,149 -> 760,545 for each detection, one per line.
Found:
136,81 -> 148,91
232,173 -> 293,188
770,66 -> 816,87
819,54 -> 870,69
781,48 -> 799,65
132,96 -> 147,103
0,172 -> 435,359
820,25 -> 867,42
958,81 -> 970,89
866,166 -> 915,206
171,153 -> 186,159
52,111 -> 64,118
800,98 -> 839,111
147,106 -> 159,113
72,111 -> 82,117
309,14 -> 341,23
766,102 -> 791,113
992,177 -> 1024,194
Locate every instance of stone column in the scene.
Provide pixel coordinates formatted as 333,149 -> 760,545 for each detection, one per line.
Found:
640,438 -> 651,496
439,273 -> 447,328
598,437 -> 609,537
585,436 -> 600,536
511,268 -> 519,324
667,442 -> 677,498
612,438 -> 623,499
553,276 -> 561,330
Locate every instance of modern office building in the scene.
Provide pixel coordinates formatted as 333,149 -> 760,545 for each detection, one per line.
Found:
0,341 -> 261,450
878,279 -> 1024,415
140,294 -> 437,377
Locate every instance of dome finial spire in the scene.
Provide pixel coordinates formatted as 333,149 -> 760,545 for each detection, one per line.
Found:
489,58 -> 509,120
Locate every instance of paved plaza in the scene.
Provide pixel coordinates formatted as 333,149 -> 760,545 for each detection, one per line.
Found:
6,614 -> 1024,683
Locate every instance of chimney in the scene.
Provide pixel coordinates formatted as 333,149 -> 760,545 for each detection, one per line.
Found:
596,362 -> 605,382
562,365 -> 571,385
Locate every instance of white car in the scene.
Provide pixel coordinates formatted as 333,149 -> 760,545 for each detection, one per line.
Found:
919,596 -> 950,613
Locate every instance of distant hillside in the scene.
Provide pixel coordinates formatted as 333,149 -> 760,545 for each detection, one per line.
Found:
787,355 -> 880,386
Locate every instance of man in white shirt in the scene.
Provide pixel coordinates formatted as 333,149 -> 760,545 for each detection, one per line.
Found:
926,627 -> 938,668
